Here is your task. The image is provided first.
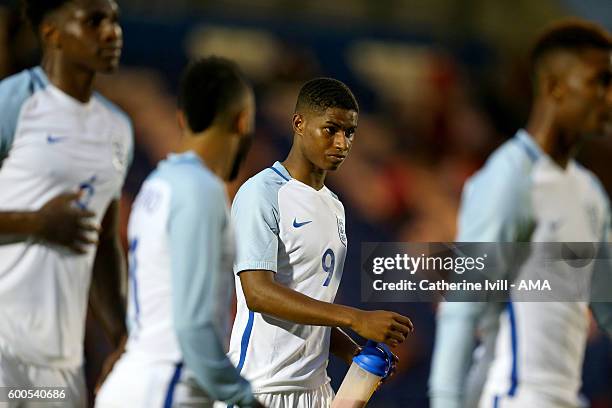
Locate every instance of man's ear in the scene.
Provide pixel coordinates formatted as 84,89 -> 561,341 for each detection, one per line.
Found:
176,110 -> 187,131
40,18 -> 61,49
292,113 -> 305,136
549,76 -> 566,102
235,109 -> 250,136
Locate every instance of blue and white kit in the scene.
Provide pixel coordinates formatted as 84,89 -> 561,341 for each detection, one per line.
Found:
0,66 -> 132,407
227,161 -> 348,407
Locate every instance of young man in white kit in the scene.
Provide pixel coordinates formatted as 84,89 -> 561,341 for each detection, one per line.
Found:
96,57 -> 262,408
0,0 -> 131,406
429,20 -> 612,408
226,78 -> 414,408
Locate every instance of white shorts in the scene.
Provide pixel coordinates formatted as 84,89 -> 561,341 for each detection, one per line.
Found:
212,382 -> 334,408
252,382 -> 334,408
95,356 -> 213,408
479,389 -> 579,408
0,351 -> 86,408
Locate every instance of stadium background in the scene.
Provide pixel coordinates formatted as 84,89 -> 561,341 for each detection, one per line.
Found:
1,0 -> 612,406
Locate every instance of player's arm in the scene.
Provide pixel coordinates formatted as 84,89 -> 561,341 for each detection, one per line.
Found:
0,193 -> 98,251
169,176 -> 259,408
89,199 -> 127,348
239,270 -> 412,346
0,75 -> 98,250
233,179 -> 412,347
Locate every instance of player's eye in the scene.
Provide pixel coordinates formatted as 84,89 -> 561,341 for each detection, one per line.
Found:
324,127 -> 337,136
346,129 -> 355,139
86,13 -> 105,27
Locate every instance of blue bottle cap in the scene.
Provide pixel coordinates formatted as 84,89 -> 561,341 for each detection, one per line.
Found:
352,340 -> 392,378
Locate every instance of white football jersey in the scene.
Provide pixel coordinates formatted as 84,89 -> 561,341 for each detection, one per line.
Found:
122,152 -> 234,363
430,130 -> 610,408
98,152 -> 256,408
228,161 -> 348,393
481,131 -> 609,407
0,67 -> 132,368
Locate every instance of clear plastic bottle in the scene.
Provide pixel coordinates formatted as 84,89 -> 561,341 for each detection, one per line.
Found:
331,341 -> 392,408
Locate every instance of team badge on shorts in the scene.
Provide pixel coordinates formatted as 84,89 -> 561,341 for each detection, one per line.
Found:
337,215 -> 347,247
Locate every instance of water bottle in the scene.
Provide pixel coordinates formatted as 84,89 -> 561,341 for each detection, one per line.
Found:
331,341 -> 393,408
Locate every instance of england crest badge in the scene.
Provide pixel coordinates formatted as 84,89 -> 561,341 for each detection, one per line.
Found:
336,215 -> 347,247
111,134 -> 127,173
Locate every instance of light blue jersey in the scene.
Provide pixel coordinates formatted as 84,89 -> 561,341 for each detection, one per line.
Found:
430,130 -> 612,408
96,152 -> 256,408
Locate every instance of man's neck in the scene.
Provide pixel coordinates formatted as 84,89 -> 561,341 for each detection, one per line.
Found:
42,54 -> 95,103
180,129 -> 228,181
526,103 -> 577,169
282,145 -> 326,190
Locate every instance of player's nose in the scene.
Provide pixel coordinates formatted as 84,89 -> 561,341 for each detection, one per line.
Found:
100,20 -> 123,45
333,131 -> 349,151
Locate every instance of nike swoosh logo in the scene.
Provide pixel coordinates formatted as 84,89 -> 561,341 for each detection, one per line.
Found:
47,135 -> 67,144
293,218 -> 312,228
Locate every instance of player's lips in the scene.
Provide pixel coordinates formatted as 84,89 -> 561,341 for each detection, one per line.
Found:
327,154 -> 346,163
99,47 -> 122,58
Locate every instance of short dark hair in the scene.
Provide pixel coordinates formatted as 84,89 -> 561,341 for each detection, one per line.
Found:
295,77 -> 359,114
21,0 -> 70,31
178,56 -> 250,133
531,19 -> 612,71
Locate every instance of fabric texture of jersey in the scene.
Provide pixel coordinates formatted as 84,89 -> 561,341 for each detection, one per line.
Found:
0,67 -> 133,368
228,161 -> 347,393
101,151 -> 254,407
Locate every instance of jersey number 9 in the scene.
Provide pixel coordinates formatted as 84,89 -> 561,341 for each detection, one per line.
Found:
322,248 -> 335,286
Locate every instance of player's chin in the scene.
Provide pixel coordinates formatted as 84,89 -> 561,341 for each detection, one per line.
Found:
95,57 -> 121,73
324,154 -> 347,170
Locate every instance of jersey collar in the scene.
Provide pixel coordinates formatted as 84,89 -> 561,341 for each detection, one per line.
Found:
515,129 -> 543,162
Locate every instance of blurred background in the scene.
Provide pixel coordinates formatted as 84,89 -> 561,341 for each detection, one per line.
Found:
1,0 -> 612,406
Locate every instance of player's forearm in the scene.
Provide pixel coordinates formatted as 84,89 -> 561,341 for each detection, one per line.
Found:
429,302 -> 484,407
330,327 -> 360,365
90,235 -> 127,347
244,277 -> 360,329
0,211 -> 41,243
176,323 -> 257,407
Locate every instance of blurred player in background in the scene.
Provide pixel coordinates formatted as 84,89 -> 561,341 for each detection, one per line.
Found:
226,77 -> 413,408
0,0 -> 130,406
429,20 -> 612,408
96,57 -> 262,408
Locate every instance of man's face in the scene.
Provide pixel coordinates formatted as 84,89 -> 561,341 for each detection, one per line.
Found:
50,0 -> 123,73
295,107 -> 358,171
557,48 -> 612,138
